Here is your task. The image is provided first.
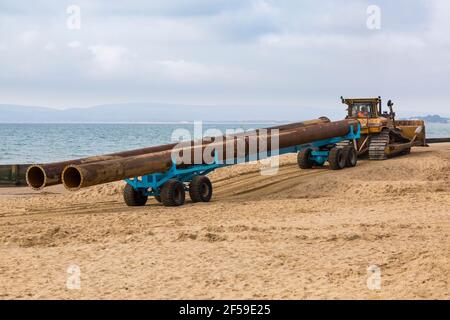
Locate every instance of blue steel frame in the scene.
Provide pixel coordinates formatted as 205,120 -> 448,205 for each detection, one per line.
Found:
125,124 -> 360,197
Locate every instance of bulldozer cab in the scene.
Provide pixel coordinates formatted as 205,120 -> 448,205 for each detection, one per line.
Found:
342,97 -> 381,119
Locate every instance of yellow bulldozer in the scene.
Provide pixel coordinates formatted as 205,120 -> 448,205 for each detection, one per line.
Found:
341,97 -> 427,160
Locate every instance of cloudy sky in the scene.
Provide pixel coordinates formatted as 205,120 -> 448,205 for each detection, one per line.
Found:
0,0 -> 449,116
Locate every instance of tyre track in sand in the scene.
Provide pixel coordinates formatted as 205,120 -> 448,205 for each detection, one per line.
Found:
1,157 -> 360,218
213,163 -> 331,200
1,165 -> 331,217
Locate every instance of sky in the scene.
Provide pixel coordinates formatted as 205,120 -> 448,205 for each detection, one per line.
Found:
0,0 -> 449,116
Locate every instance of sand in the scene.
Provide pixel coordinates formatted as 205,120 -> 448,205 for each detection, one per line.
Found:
1,143 -> 450,299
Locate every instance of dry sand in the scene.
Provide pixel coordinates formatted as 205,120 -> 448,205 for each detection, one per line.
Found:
1,143 -> 450,299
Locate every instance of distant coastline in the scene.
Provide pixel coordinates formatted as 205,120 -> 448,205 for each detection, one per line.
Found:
408,115 -> 450,124
1,103 -> 450,124
0,103 -> 331,123
0,121 -> 287,125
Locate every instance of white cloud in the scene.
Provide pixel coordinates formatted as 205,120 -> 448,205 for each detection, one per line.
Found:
428,0 -> 450,45
0,0 -> 449,114
156,60 -> 211,81
154,59 -> 249,85
17,29 -> 39,46
44,42 -> 56,51
89,45 -> 131,72
67,41 -> 82,48
251,0 -> 278,16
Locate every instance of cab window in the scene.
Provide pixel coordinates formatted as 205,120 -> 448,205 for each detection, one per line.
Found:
351,103 -> 373,118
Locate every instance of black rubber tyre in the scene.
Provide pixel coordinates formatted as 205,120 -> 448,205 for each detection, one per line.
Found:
154,195 -> 162,203
123,184 -> 148,207
160,179 -> 185,207
343,146 -> 358,167
189,176 -> 213,203
297,148 -> 314,169
328,147 -> 346,170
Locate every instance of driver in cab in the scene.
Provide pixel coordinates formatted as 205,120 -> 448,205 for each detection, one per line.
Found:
358,106 -> 369,118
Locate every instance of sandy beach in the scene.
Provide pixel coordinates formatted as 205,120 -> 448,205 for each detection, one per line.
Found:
0,143 -> 449,299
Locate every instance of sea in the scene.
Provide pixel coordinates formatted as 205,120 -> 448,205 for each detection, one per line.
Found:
1,122 -> 450,164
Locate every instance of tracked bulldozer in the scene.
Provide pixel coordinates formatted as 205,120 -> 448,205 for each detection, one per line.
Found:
341,97 -> 427,160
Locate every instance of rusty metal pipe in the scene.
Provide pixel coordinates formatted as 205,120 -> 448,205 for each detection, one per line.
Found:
62,119 -> 357,191
27,118 -> 330,190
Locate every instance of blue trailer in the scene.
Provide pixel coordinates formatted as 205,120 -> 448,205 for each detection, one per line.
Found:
123,124 -> 360,207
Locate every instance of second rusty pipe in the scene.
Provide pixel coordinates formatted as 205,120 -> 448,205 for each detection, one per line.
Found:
27,118 -> 330,190
62,119 -> 357,191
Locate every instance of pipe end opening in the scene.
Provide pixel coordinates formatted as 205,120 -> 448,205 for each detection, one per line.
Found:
62,166 -> 83,190
26,166 -> 46,190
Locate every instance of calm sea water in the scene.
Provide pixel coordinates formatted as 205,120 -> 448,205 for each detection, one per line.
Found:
1,122 -> 449,164
0,123 -> 279,164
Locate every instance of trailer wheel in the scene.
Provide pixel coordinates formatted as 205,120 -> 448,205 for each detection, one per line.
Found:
328,147 -> 346,170
160,179 -> 185,207
297,148 -> 314,169
343,146 -> 358,167
189,176 -> 213,203
123,184 -> 148,207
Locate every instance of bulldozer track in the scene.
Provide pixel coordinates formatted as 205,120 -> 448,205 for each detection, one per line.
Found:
368,129 -> 390,160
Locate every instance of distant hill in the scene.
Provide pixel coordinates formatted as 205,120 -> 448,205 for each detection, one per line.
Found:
409,115 -> 450,124
0,103 -> 339,123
